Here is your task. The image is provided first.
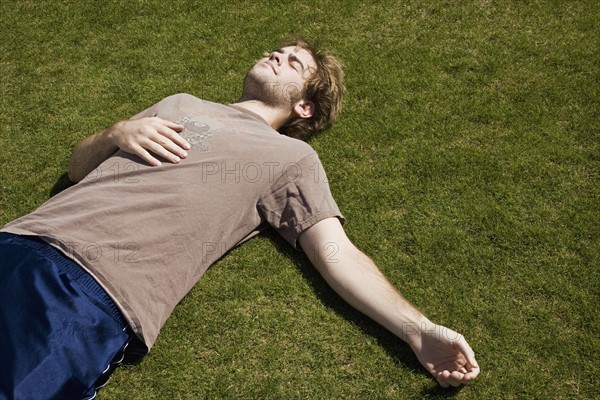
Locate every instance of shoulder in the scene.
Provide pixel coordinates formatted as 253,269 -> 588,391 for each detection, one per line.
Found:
280,136 -> 316,157
160,93 -> 204,104
146,93 -> 218,115
271,139 -> 324,172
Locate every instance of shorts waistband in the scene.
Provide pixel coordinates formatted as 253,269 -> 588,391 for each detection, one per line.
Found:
0,232 -> 128,330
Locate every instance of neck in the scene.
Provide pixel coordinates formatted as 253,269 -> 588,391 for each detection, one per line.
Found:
232,98 -> 292,130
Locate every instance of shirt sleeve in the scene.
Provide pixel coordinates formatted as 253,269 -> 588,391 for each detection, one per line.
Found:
258,152 -> 345,249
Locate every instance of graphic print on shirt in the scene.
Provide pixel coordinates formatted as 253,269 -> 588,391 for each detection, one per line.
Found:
176,116 -> 213,152
175,114 -> 239,152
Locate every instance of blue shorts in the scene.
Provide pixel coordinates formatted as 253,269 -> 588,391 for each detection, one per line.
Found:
0,233 -> 133,400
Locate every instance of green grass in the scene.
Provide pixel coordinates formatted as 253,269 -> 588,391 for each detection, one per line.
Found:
1,0 -> 598,398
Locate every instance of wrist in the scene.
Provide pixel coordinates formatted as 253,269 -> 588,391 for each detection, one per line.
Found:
105,121 -> 123,144
401,316 -> 436,348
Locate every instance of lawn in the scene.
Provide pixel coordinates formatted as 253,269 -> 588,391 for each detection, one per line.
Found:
0,1 -> 598,399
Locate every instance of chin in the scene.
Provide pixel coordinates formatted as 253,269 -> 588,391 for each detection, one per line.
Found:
242,75 -> 287,107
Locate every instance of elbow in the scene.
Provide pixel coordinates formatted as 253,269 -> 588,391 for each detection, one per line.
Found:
67,171 -> 78,184
67,173 -> 80,184
67,157 -> 82,183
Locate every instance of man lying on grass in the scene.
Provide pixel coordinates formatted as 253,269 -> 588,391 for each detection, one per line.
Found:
0,38 -> 479,399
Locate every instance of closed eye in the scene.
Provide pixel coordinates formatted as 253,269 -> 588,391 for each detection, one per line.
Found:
289,56 -> 305,73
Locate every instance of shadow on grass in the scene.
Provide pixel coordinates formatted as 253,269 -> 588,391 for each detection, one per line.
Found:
261,228 -> 464,398
49,172 -> 74,197
45,172 -> 465,396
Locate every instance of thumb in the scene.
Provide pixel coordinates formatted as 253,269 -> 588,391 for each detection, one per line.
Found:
457,336 -> 479,368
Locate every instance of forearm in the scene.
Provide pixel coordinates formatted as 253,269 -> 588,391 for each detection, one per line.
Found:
67,123 -> 121,183
310,243 -> 432,345
299,218 -> 480,387
67,117 -> 188,183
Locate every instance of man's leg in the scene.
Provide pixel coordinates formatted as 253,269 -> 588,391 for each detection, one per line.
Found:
0,233 -> 132,400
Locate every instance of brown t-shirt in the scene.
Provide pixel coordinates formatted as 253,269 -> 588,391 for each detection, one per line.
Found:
1,94 -> 344,350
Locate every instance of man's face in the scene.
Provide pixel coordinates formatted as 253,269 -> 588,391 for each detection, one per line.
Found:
243,46 -> 317,108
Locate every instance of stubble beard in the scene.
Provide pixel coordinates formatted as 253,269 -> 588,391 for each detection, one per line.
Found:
241,67 -> 303,109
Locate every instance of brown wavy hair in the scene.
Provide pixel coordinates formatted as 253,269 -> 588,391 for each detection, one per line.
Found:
277,38 -> 345,141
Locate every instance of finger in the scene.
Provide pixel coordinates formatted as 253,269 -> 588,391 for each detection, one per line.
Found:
462,365 -> 480,381
436,372 -> 450,388
131,144 -> 161,166
445,371 -> 465,387
456,336 -> 479,369
149,133 -> 188,159
437,370 -> 465,388
153,127 -> 191,154
144,140 -> 182,164
152,117 -> 185,132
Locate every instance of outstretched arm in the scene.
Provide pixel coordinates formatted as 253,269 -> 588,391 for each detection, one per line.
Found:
298,217 -> 480,388
67,117 -> 190,183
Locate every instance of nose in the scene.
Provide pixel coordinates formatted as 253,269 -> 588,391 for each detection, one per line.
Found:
270,51 -> 282,65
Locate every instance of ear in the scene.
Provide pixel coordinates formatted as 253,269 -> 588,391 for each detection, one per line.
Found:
292,99 -> 315,119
